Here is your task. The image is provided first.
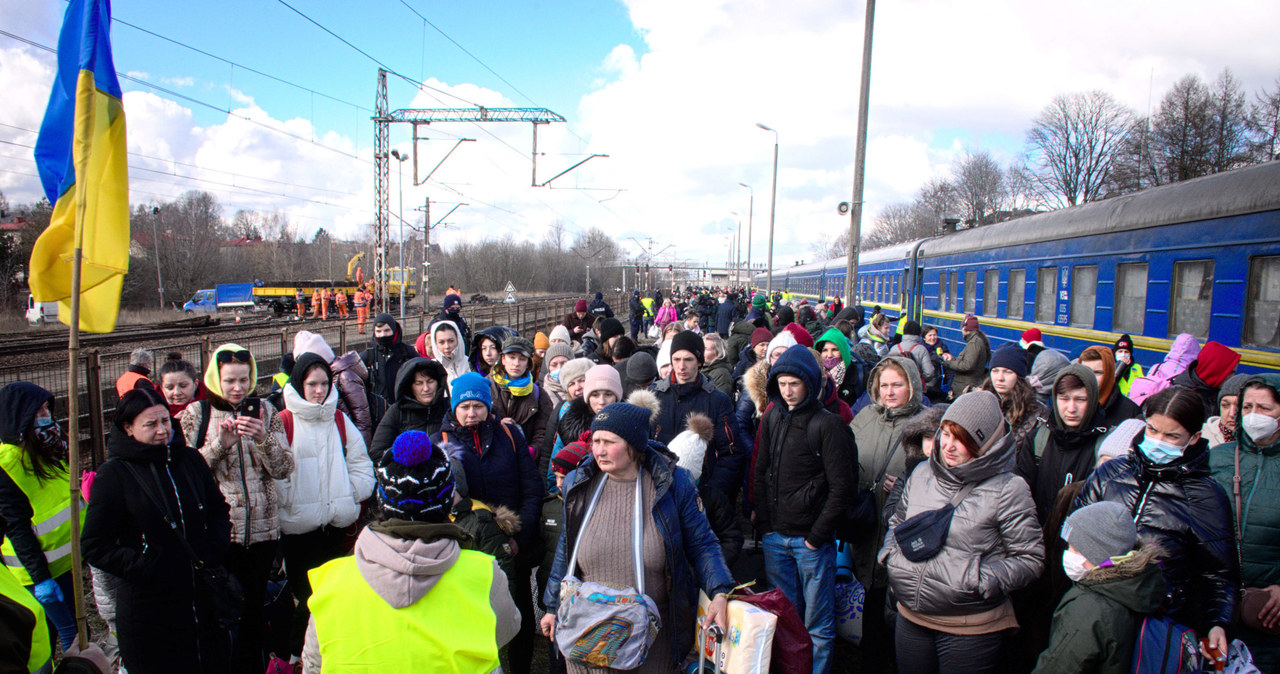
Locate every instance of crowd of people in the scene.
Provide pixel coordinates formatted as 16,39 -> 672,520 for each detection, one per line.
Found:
2,284 -> 1279,674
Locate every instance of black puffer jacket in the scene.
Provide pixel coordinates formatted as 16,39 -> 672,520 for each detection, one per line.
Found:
359,313 -> 418,412
1073,438 -> 1239,635
434,414 -> 540,551
368,357 -> 449,465
1017,365 -> 1108,524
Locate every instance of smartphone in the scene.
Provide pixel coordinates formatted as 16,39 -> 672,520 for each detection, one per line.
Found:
239,397 -> 261,420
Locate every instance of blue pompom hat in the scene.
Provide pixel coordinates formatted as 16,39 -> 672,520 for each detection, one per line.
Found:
589,402 -> 652,456
376,430 -> 454,522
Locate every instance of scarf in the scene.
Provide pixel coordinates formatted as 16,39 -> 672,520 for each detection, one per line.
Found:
1220,420 -> 1235,443
491,370 -> 534,397
168,382 -> 207,418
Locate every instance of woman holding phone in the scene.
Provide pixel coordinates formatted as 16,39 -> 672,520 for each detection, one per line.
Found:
180,342 -> 293,673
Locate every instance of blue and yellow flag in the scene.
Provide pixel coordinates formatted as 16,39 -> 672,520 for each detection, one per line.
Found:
31,0 -> 129,333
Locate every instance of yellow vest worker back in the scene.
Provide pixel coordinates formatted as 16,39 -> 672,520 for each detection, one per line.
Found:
0,563 -> 50,672
309,548 -> 499,673
0,443 -> 80,586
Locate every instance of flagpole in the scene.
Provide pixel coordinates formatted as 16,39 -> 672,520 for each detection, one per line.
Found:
65,99 -> 91,653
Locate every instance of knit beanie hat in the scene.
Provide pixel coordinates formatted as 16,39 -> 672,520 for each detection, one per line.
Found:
544,343 -> 574,367
656,341 -> 673,371
1097,418 -> 1144,462
989,343 -> 1029,379
443,294 -> 462,312
590,402 -> 652,455
766,330 -> 799,359
752,294 -> 768,310
1194,341 -> 1242,388
549,325 -> 572,345
574,299 -> 588,312
376,430 -> 455,522
559,358 -> 594,389
293,330 -> 335,363
941,390 -> 1007,455
626,352 -> 658,385
784,322 -> 814,348
450,372 -> 492,412
1020,327 -> 1043,349
1219,373 -> 1251,404
596,317 -> 625,343
668,413 -> 713,484
750,327 -> 773,348
534,332 -> 550,350
1113,333 -> 1134,352
670,330 -> 706,364
1061,501 -> 1138,566
583,364 -> 623,400
962,314 -> 979,332
552,432 -> 593,476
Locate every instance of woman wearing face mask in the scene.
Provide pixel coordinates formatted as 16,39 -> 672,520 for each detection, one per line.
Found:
428,319 -> 471,384
1112,334 -> 1145,398
369,358 -> 451,465
0,383 -> 81,652
540,343 -> 575,407
1210,374 -> 1280,671
1074,385 -> 1238,663
538,359 -> 606,494
81,387 -> 232,673
180,343 -> 294,673
276,353 -> 376,663
1202,373 -> 1250,448
878,391 -> 1044,674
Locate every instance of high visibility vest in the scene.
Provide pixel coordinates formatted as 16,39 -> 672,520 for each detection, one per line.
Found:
0,443 -> 81,586
308,548 -> 499,672
272,372 -> 289,390
115,371 -> 151,398
0,563 -> 49,672
641,297 -> 655,317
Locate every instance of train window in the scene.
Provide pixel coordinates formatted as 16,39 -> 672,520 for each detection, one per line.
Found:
892,275 -> 899,305
964,271 -> 977,314
983,270 -> 998,317
1036,267 -> 1057,322
1070,266 -> 1098,328
1170,260 -> 1214,339
940,273 -> 950,311
1114,263 -> 1147,334
1244,256 -> 1280,348
950,272 -> 959,313
1008,269 -> 1025,320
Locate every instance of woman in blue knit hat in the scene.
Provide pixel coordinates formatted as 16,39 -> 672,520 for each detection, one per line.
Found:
541,402 -> 735,673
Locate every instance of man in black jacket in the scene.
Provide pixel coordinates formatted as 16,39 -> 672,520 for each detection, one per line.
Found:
753,344 -> 857,674
586,291 -> 613,320
628,290 -> 645,341
715,291 -> 737,338
359,313 -> 417,425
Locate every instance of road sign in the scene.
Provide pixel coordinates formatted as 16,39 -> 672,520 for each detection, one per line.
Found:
504,291 -> 517,304
504,281 -> 516,293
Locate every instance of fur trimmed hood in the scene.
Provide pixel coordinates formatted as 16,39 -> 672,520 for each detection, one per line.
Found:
486,502 -> 522,538
744,358 -> 770,415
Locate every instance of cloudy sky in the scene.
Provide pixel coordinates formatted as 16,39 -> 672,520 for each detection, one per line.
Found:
1,0 -> 1277,272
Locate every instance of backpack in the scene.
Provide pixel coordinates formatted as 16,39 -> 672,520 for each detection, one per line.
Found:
1131,614 -> 1201,674
897,343 -> 939,391
1127,362 -> 1183,406
277,409 -> 347,446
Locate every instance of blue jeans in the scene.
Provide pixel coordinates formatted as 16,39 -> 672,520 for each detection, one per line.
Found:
763,532 -> 836,674
27,571 -> 78,650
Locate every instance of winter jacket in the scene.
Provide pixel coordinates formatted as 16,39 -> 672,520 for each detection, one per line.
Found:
878,423 -> 1044,619
655,303 -> 679,327
536,495 -> 563,610
700,358 -> 734,397
649,374 -> 743,498
850,355 -> 925,588
701,483 -> 743,568
629,294 -> 645,320
179,395 -> 293,546
587,296 -> 614,320
330,351 -> 374,446
537,398 -> 594,493
894,334 -> 938,390
489,374 -> 554,453
1031,545 -> 1166,674
1209,373 -> 1280,672
1073,440 -> 1239,635
276,385 -> 375,535
427,319 -> 472,384
715,300 -> 736,337
1017,364 -> 1109,525
857,323 -> 890,359
560,311 -> 596,339
1170,365 -> 1222,422
81,431 -> 232,673
1096,390 -> 1142,430
544,442 -> 736,670
736,360 -> 768,473
451,498 -> 519,580
725,320 -> 757,370
369,358 -> 450,466
753,346 -> 858,548
731,347 -> 758,390
434,414 -> 541,551
359,313 -> 419,413
0,384 -> 65,587
302,520 -> 520,673
944,329 -> 991,395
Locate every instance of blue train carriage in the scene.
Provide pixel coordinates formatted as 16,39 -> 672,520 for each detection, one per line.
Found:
751,241 -> 919,317
917,161 -> 1280,376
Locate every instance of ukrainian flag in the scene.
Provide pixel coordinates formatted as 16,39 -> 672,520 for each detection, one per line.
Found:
31,0 -> 129,333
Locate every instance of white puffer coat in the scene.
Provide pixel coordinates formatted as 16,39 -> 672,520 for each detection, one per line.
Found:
276,385 -> 375,535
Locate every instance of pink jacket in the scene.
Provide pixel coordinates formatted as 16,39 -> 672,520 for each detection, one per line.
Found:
655,304 -> 678,327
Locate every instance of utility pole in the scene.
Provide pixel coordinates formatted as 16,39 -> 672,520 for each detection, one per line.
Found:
756,124 -> 779,296
845,0 -> 876,308
738,183 -> 753,291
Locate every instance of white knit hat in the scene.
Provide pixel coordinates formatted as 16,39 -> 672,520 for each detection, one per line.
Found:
669,413 -> 714,484
293,330 -> 335,362
766,331 -> 798,360
656,340 -> 673,371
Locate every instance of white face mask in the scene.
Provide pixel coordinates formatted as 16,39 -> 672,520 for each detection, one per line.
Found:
1242,413 -> 1280,442
1063,549 -> 1090,582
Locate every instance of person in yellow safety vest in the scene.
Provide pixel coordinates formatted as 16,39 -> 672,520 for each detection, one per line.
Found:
302,430 -> 519,672
0,562 -> 50,673
0,383 -> 83,652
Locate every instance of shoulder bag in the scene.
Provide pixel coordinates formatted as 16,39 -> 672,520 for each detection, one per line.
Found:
555,474 -> 662,669
1233,446 -> 1280,635
893,481 -> 977,563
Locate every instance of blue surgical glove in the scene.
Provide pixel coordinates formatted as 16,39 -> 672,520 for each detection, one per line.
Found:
33,578 -> 64,605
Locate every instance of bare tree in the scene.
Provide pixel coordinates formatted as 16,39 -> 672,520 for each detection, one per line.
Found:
1021,91 -> 1133,207
809,229 -> 850,260
1152,74 -> 1215,183
1248,76 -> 1280,162
952,151 -> 1006,226
1207,69 -> 1251,173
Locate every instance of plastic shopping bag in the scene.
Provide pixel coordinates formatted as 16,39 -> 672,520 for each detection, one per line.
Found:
835,578 -> 866,644
696,591 -> 777,673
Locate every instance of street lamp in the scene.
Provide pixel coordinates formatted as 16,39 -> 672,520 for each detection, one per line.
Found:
755,123 -> 778,297
737,182 -> 753,291
150,206 -> 164,310
390,148 -> 409,320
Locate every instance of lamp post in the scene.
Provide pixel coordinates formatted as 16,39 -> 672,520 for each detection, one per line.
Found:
737,182 -> 753,291
755,124 -> 778,297
150,206 -> 164,310
390,149 -> 408,320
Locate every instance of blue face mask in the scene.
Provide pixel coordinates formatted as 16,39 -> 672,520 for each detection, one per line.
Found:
550,371 -> 561,383
34,415 -> 54,428
1138,435 -> 1186,465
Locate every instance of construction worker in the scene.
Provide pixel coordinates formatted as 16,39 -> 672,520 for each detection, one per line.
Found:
354,266 -> 364,288
320,287 -> 332,320
295,288 -> 306,320
354,287 -> 370,334
310,288 -> 322,318
335,289 -> 349,319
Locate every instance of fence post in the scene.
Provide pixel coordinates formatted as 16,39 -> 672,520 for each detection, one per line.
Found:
280,329 -> 289,363
418,314 -> 425,337
83,349 -> 105,469
200,336 -> 212,372
339,320 -> 347,354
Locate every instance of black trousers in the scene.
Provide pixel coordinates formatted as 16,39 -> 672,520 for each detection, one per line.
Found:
283,525 -> 348,657
224,539 -> 278,674
894,613 -> 1005,674
507,555 -> 537,674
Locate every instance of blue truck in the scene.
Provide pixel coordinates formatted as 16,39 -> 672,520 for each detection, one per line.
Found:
183,282 -> 259,313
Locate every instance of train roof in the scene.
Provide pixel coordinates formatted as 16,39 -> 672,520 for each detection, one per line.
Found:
755,240 -> 920,280
922,160 -> 1280,257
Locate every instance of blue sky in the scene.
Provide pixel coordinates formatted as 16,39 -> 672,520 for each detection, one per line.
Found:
2,0 -> 1279,271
